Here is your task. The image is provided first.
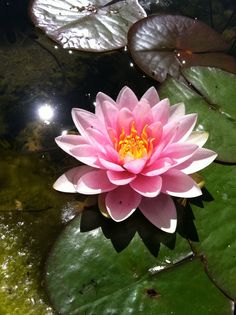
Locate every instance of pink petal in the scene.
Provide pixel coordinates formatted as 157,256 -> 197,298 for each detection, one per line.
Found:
130,174 -> 162,197
69,144 -> 99,167
139,194 -> 177,233
55,135 -> 87,154
152,98 -> 170,124
53,166 -> 93,193
161,169 -> 202,198
168,103 -> 185,122
85,127 -> 111,152
173,113 -> 198,143
176,148 -> 217,174
147,121 -> 163,143
105,186 -> 141,221
72,108 -> 106,138
148,122 -> 178,166
142,157 -> 173,176
186,131 -> 209,148
102,145 -> 120,164
160,142 -> 198,165
141,86 -> 160,107
95,91 -> 116,110
116,107 -> 134,135
123,158 -> 147,174
116,86 -> 138,111
132,99 -> 152,133
99,158 -> 124,171
95,100 -> 118,130
107,170 -> 136,185
76,169 -> 116,195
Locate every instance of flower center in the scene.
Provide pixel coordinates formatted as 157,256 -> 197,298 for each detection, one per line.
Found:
114,121 -> 154,162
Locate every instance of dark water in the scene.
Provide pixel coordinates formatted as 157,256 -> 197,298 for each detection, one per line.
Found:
0,0 -> 235,314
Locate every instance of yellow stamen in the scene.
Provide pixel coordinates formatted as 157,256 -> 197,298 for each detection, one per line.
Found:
114,121 -> 154,162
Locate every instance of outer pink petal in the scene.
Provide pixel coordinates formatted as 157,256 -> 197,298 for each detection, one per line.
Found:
76,169 -> 116,194
160,143 -> 198,164
53,166 -> 93,193
152,98 -> 170,124
105,186 -> 141,221
142,157 -> 173,176
161,169 -> 202,198
69,145 -> 99,167
55,135 -> 88,154
107,170 -> 136,185
176,148 -> 217,174
85,127 -> 111,152
99,158 -> 124,171
130,175 -> 162,197
173,113 -> 198,143
139,194 -> 177,233
123,158 -> 147,174
95,91 -> 116,111
186,131 -> 209,148
168,103 -> 185,123
116,86 -> 138,111
141,86 -> 160,107
72,108 -> 106,138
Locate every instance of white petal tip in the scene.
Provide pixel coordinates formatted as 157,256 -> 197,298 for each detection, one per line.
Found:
53,175 -> 76,193
160,219 -> 177,233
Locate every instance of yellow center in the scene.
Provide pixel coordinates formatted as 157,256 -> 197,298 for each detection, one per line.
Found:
113,121 -> 154,162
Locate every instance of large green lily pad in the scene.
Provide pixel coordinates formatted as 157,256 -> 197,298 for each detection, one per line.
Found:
191,163 -> 236,300
183,67 -> 236,118
159,67 -> 236,163
30,0 -> 146,52
45,214 -> 232,315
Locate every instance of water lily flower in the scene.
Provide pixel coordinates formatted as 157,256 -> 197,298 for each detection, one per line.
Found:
53,87 -> 217,233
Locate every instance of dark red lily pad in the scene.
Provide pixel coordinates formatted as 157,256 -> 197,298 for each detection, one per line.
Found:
30,0 -> 146,52
128,14 -> 235,82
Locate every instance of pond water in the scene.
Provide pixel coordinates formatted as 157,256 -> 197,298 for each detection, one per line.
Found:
0,0 -> 236,314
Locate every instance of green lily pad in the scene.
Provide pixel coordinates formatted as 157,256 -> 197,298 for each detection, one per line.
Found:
191,163 -> 236,300
182,66 -> 236,118
45,214 -> 232,315
159,68 -> 236,163
30,0 -> 146,52
128,14 -> 233,82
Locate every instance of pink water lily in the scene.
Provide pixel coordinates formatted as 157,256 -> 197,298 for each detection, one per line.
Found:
53,87 -> 217,233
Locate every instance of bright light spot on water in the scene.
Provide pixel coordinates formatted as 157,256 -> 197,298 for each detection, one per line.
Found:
61,130 -> 68,135
68,50 -> 73,54
124,46 -> 128,51
38,104 -> 54,124
93,101 -> 96,106
54,45 -> 58,49
130,62 -> 134,67
182,60 -> 186,64
177,53 -> 180,57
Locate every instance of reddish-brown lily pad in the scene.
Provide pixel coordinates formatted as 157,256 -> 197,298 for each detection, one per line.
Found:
30,0 -> 146,52
128,14 -> 235,82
